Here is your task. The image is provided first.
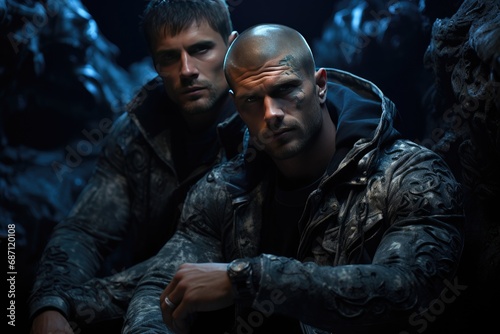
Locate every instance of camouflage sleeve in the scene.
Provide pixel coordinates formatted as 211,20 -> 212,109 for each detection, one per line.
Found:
29,113 -> 132,320
122,173 -> 231,333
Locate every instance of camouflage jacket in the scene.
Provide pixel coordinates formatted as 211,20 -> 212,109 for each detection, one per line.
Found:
51,70 -> 464,333
28,76 -> 246,321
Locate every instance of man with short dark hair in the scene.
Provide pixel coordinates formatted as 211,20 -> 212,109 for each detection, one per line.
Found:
29,1 -> 243,333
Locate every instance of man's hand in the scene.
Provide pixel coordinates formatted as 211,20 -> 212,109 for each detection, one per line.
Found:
160,263 -> 234,334
30,310 -> 75,334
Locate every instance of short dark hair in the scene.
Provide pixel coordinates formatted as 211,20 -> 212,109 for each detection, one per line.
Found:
141,0 -> 233,50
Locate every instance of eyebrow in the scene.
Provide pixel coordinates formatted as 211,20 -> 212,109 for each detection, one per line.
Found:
155,40 -> 216,56
187,40 -> 217,51
268,78 -> 302,95
235,77 -> 302,102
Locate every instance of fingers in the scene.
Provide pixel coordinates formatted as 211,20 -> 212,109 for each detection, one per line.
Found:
160,274 -> 177,306
160,273 -> 179,321
164,296 -> 177,309
160,289 -> 178,330
160,263 -> 231,333
161,293 -> 192,334
161,293 -> 176,332
160,277 -> 187,333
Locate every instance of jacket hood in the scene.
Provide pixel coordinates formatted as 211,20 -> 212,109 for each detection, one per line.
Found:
324,68 -> 401,177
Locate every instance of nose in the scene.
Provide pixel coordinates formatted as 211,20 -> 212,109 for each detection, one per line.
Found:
180,52 -> 198,79
263,96 -> 284,130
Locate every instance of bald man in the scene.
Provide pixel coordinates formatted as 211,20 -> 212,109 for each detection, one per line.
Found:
122,24 -> 464,334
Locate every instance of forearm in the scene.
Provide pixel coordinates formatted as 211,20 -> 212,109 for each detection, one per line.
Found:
30,253 -> 151,332
123,251 -> 185,333
252,254 -> 415,328
123,273 -> 173,334
250,218 -> 463,331
65,259 -> 150,326
28,223 -> 105,320
30,165 -> 130,318
124,230 -> 223,332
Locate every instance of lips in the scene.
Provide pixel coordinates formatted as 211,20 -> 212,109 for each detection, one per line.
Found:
181,86 -> 205,94
272,128 -> 290,136
267,127 -> 293,142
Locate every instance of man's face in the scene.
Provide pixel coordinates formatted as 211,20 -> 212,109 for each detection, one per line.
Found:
229,56 -> 324,161
152,21 -> 231,115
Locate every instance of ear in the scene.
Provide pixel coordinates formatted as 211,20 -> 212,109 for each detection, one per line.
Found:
315,68 -> 328,103
228,88 -> 237,107
154,62 -> 161,75
227,31 -> 238,46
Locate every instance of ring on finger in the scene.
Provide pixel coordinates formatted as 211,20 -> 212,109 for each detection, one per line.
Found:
164,296 -> 177,309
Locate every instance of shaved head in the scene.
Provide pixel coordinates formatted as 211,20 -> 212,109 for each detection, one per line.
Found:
224,24 -> 316,86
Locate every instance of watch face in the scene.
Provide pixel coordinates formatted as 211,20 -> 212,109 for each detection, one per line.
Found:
230,260 -> 249,273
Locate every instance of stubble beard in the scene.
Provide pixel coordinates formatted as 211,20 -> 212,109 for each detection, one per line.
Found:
266,111 -> 323,161
180,85 -> 220,116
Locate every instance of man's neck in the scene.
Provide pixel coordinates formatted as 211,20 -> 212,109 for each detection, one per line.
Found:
275,109 -> 336,186
182,93 -> 231,133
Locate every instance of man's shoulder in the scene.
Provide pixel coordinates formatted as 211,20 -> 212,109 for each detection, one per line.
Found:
387,139 -> 443,158
97,111 -> 148,155
107,112 -> 141,139
189,153 -> 247,191
381,139 -> 457,177
108,75 -> 167,140
197,149 -> 272,201
208,154 -> 247,181
183,158 -> 244,204
125,76 -> 164,113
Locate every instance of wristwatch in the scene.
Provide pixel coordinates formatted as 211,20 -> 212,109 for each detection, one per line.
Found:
227,259 -> 255,301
